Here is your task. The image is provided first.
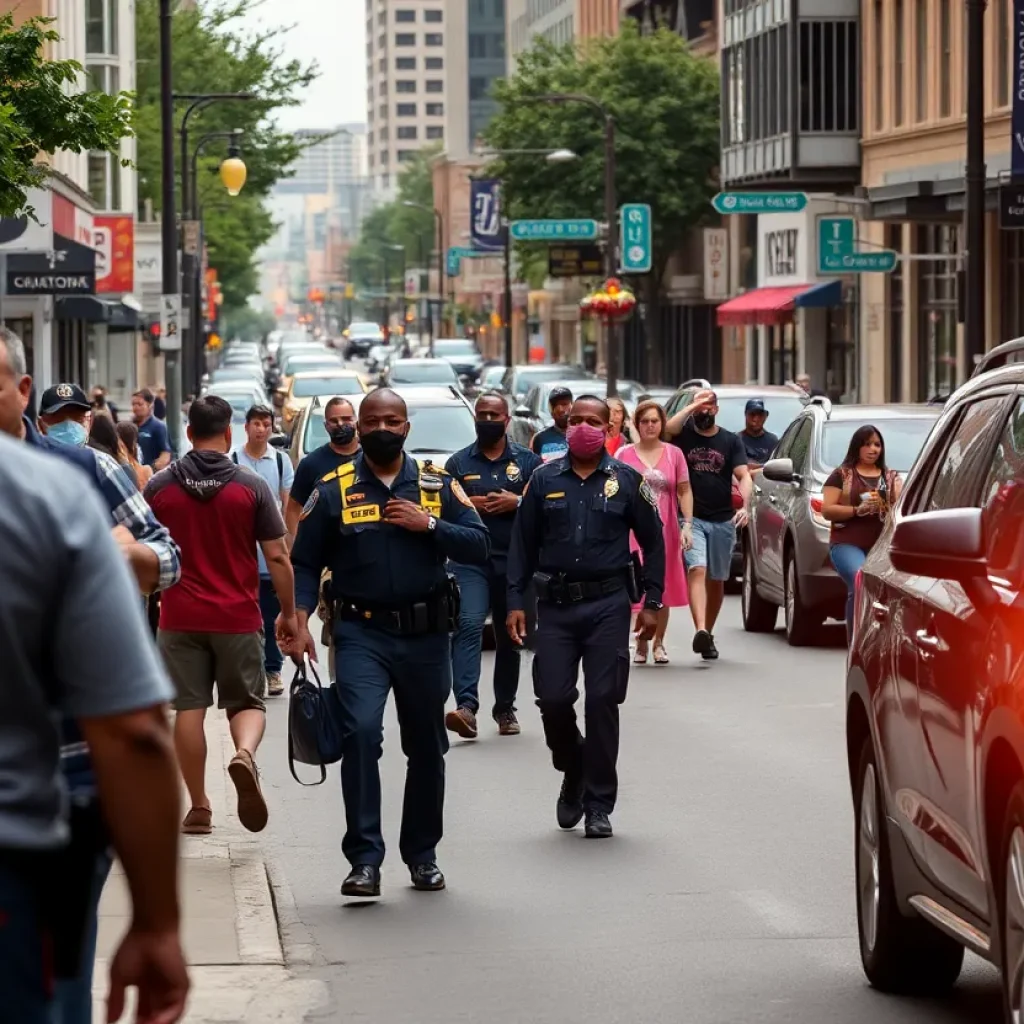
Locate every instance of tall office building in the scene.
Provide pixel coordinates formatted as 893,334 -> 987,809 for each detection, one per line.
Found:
506,0 -> 575,67
365,0 -> 449,196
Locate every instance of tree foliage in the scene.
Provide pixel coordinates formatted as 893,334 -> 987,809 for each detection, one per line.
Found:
221,303 -> 276,341
134,0 -> 317,310
0,14 -> 132,218
483,23 -> 720,287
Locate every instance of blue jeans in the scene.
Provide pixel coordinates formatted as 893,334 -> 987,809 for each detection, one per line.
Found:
450,562 -> 520,717
829,543 -> 867,637
0,857 -> 53,1024
259,577 -> 284,675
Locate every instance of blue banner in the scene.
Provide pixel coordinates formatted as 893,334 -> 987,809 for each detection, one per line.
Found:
470,178 -> 506,252
1015,0 -> 1024,178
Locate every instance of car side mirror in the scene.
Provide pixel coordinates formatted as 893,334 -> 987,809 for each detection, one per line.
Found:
269,433 -> 289,449
762,457 -> 795,483
890,508 -> 986,582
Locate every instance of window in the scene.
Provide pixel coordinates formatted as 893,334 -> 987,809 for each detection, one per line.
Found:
87,152 -> 121,211
396,103 -> 417,116
981,399 -> 1024,573
939,0 -> 951,116
998,0 -> 1011,106
798,20 -> 859,133
426,56 -> 444,69
888,224 -> 904,401
788,420 -> 813,473
397,125 -> 418,139
893,0 -> 905,125
426,79 -> 443,93
425,8 -> 443,20
396,56 -> 416,69
378,57 -> 387,72
873,0 -> 884,130
382,173 -> 390,187
426,102 -> 444,116
426,125 -> 444,139
380,149 -> 390,163
398,150 -> 417,162
494,0 -> 504,13
396,80 -> 416,92
425,32 -> 443,45
395,32 -> 415,45
379,104 -> 387,118
395,8 -> 415,20
86,0 -> 118,54
469,76 -> 489,100
926,398 -> 1008,511
86,63 -> 120,95
915,0 -> 928,120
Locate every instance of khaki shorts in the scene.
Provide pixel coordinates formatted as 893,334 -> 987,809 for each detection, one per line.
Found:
158,630 -> 267,713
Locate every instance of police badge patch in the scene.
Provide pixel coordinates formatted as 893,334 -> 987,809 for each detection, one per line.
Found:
604,475 -> 619,498
300,488 -> 319,520
506,463 -> 521,482
639,480 -> 657,507
450,479 -> 474,508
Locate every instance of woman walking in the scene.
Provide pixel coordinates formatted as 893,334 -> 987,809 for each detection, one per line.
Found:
116,419 -> 153,487
616,400 -> 691,664
821,424 -> 901,640
605,397 -> 633,456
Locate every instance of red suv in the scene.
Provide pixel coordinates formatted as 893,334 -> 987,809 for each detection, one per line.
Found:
846,339 -> 1024,1018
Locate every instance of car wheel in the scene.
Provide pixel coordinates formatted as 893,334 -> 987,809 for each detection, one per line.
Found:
999,783 -> 1024,1023
741,541 -> 778,633
783,551 -> 821,647
854,737 -> 965,994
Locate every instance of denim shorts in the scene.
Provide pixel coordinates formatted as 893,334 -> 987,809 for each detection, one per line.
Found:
684,518 -> 737,581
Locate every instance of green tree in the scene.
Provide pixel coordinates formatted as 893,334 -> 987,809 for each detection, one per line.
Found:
221,303 -> 276,341
0,14 -> 132,218
483,24 -> 720,378
134,0 -> 317,309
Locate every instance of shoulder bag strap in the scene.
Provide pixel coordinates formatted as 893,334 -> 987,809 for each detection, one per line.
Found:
287,659 -> 328,787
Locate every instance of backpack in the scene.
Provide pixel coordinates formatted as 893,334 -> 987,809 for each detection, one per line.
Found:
232,449 -> 284,488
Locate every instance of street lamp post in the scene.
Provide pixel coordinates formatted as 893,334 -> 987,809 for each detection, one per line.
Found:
964,0 -> 987,370
402,201 -> 444,354
383,243 -> 405,338
159,0 -> 180,451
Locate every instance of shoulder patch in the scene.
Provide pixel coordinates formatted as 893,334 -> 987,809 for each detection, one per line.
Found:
300,488 -> 320,520
639,480 -> 658,507
450,479 -> 474,508
320,468 -> 339,483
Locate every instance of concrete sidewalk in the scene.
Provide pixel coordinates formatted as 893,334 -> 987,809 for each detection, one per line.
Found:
93,715 -> 327,1023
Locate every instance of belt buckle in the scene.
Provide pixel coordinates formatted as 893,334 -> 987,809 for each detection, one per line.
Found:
567,582 -> 584,602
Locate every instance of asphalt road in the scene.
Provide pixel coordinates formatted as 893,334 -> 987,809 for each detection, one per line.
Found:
256,599 -> 1003,1024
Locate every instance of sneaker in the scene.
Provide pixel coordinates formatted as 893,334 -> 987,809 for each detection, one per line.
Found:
266,671 -> 284,696
227,749 -> 269,833
445,706 -> 478,739
556,775 -> 584,830
702,635 -> 720,661
494,710 -> 520,736
692,629 -> 713,656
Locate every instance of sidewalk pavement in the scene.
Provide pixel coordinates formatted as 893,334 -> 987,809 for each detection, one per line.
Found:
93,714 -> 328,1023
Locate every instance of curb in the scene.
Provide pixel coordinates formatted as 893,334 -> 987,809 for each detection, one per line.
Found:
265,854 -> 321,967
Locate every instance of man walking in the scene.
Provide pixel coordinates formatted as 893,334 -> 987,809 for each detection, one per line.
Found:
445,391 -> 541,739
530,386 -> 573,462
133,387 -> 173,468
738,398 -> 779,468
233,404 -> 295,697
146,396 -> 299,836
666,389 -> 752,661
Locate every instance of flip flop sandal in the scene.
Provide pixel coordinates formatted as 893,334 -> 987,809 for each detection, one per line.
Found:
653,644 -> 670,664
182,806 -> 212,835
634,646 -> 648,664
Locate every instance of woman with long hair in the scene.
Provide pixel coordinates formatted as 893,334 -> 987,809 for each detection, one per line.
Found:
616,400 -> 691,664
605,396 -> 634,456
115,419 -> 153,487
87,413 -> 138,488
821,424 -> 902,639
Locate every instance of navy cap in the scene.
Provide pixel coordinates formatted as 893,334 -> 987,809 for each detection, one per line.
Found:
745,398 -> 767,414
549,386 -> 573,404
39,383 -> 91,415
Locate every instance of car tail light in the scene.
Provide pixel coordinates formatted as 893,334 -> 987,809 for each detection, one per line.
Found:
809,493 -> 829,528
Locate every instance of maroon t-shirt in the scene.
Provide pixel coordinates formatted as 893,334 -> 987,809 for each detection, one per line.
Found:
146,451 -> 285,633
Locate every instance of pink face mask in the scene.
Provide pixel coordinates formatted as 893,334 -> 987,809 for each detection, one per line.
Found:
566,422 -> 607,458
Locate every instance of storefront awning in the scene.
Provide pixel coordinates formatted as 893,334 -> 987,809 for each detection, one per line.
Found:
55,296 -> 141,331
715,281 -> 843,327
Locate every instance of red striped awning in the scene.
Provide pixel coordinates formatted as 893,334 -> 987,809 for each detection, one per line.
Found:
716,284 -> 815,327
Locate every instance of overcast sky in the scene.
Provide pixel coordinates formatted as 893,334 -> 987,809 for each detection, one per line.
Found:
241,0 -> 366,131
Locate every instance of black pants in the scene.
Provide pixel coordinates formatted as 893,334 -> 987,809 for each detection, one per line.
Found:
532,589 -> 631,813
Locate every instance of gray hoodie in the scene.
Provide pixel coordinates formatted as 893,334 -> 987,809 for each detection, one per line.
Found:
168,449 -> 240,501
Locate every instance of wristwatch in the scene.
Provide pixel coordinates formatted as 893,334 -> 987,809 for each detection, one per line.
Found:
644,598 -> 664,611
516,495 -> 524,508
426,515 -> 438,532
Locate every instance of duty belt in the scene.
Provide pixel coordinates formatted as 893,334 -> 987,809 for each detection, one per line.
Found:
336,594 -> 449,635
533,573 -> 627,606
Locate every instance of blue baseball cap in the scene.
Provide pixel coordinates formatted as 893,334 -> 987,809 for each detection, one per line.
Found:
745,398 -> 767,414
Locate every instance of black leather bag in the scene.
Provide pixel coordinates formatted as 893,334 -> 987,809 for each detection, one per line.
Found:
287,658 -> 344,785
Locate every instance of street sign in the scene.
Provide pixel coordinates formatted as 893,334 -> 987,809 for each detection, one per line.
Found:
446,246 -> 490,276
1000,183 -> 1024,229
509,219 -> 600,242
160,293 -> 182,351
817,216 -> 898,274
619,203 -> 652,273
712,192 -> 808,215
182,220 -> 200,257
548,243 -> 603,278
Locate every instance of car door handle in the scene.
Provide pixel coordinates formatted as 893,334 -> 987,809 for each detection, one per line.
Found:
915,630 -> 940,651
871,601 -> 889,621
754,485 -> 762,495
767,495 -> 777,504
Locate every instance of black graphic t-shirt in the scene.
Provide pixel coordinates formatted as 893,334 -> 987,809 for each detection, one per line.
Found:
674,421 -> 746,523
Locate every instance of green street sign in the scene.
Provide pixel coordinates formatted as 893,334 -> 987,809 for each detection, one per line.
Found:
818,216 -> 897,274
619,203 -> 652,274
510,219 -> 600,242
712,192 -> 808,215
446,246 -> 491,276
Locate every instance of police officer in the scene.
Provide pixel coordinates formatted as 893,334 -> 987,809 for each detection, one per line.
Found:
289,388 -> 490,897
507,395 -> 665,839
445,391 -> 542,739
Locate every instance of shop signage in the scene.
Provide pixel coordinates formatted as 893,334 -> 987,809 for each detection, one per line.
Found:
765,228 -> 798,277
548,243 -> 603,278
94,215 -> 134,293
703,228 -> 729,300
713,192 -> 808,215
470,178 -> 506,252
6,235 -> 97,295
1000,182 -> 1024,229
1014,0 -> 1024,178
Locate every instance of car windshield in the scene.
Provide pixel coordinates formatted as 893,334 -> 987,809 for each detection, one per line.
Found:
211,367 -> 260,381
514,365 -> 582,395
306,403 -> 474,453
349,322 -> 381,337
820,417 -> 938,473
481,366 -> 505,386
712,395 -> 808,435
390,362 -> 457,384
292,376 -> 362,398
434,340 -> 477,357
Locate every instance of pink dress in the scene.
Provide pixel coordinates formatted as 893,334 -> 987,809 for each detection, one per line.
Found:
616,443 -> 689,608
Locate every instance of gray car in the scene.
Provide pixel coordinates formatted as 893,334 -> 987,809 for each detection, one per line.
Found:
742,400 -> 941,645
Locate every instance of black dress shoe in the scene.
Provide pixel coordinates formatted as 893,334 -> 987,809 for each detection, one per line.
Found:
556,775 -> 584,830
409,862 -> 446,891
584,810 -> 613,839
341,864 -> 381,897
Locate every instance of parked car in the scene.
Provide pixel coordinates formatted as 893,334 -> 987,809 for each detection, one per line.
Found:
508,378 -> 595,447
479,364 -> 507,390
432,338 -> 485,383
844,338 -> 1024,1014
742,400 -> 940,644
386,358 -> 461,388
343,321 -> 385,359
201,384 -> 268,421
500,363 -> 585,403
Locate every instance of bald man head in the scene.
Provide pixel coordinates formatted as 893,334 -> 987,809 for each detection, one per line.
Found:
357,387 -> 410,467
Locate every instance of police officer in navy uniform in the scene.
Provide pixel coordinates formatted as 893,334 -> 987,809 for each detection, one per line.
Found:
445,391 -> 542,739
289,389 -> 490,897
507,395 -> 665,839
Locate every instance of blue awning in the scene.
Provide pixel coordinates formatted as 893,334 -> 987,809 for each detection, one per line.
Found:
793,280 -> 843,309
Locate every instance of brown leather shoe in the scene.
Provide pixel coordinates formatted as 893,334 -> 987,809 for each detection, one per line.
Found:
227,749 -> 268,832
182,806 -> 212,835
445,706 -> 478,739
495,710 -> 520,736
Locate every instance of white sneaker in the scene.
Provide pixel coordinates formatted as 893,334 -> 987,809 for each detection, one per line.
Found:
267,671 -> 284,696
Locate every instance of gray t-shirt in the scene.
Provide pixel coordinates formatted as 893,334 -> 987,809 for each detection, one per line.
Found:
0,435 -> 173,849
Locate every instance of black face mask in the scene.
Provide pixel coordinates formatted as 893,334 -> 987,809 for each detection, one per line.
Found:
360,427 -> 406,464
328,423 -> 356,447
475,420 -> 506,446
693,412 -> 715,431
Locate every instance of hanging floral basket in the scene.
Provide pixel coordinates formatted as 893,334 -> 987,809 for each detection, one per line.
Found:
579,277 -> 637,324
